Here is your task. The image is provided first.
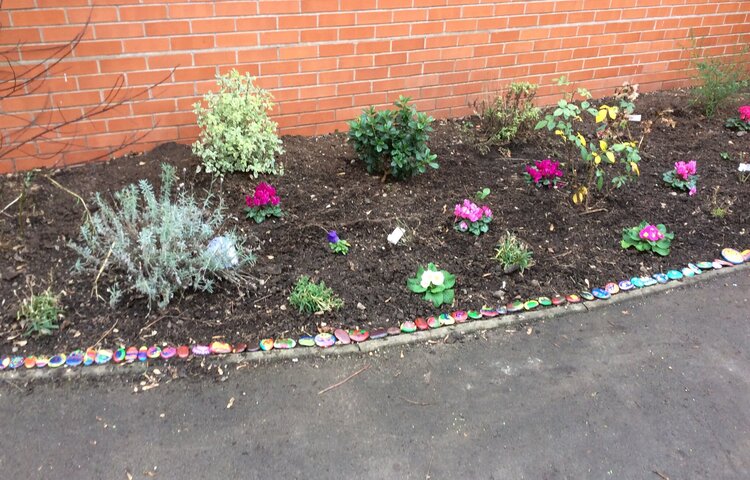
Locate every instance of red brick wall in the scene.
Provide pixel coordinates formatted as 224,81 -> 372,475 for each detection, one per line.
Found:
1,0 -> 749,173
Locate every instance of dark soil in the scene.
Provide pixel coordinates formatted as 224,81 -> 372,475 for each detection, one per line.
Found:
1,88 -> 748,356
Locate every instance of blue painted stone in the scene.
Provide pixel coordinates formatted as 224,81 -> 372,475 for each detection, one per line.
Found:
631,277 -> 645,288
641,276 -> 657,287
66,350 -> 84,367
48,355 -> 65,368
8,356 -> 24,369
653,273 -> 669,284
95,349 -> 113,365
667,270 -> 683,280
113,347 -> 126,363
618,280 -> 634,291
682,267 -> 695,278
495,306 -> 508,315
439,313 -> 455,325
696,261 -> 714,270
137,346 -> 149,361
580,292 -> 595,301
687,263 -> 702,275
604,283 -> 620,295
592,288 -> 610,300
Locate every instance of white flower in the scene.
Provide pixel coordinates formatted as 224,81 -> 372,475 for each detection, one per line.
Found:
738,163 -> 750,173
431,271 -> 445,286
420,270 -> 433,289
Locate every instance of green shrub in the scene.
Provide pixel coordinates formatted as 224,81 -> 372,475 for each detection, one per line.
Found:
72,164 -> 255,310
688,39 -> 749,117
17,287 -> 61,337
347,96 -> 438,181
472,82 -> 541,155
288,276 -> 343,314
493,232 -> 534,274
192,69 -> 283,176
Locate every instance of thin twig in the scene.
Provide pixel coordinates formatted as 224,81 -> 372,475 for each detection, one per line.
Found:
653,471 -> 670,480
398,396 -> 433,406
44,175 -> 93,226
1,378 -> 25,393
91,244 -> 113,300
90,318 -> 118,349
0,194 -> 21,215
581,208 -> 608,215
318,364 -> 371,395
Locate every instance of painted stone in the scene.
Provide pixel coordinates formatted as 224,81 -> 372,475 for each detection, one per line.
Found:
681,267 -> 695,278
667,270 -> 683,280
495,306 -> 508,315
349,329 -> 370,342
400,321 -> 417,333
743,249 -> 750,261
35,357 -> 49,368
137,346 -> 148,362
147,346 -> 161,359
716,259 -> 734,267
566,294 -> 582,304
538,297 -> 552,307
0,356 -> 9,370
274,338 -> 296,349
506,300 -> 525,312
210,341 -> 232,354
371,328 -> 387,339
721,248 -> 744,265
125,347 -> 138,363
48,355 -> 66,368
652,273 -> 669,284
687,263 -> 702,275
641,276 -> 657,287
84,348 -> 97,366
427,316 -> 441,329
192,344 -> 211,356
592,288 -> 610,300
630,277 -> 645,288
440,313 -> 456,326
177,345 -> 190,358
298,336 -> 315,347
711,260 -> 724,269
9,356 -> 24,369
480,307 -> 500,317
580,292 -> 595,301
95,349 -> 113,365
415,318 -> 429,331
451,311 -> 468,322
314,333 -> 335,348
248,345 -> 261,353
551,295 -> 566,306
113,347 -> 126,363
161,346 -> 177,359
468,310 -> 482,319
696,261 -> 714,270
333,328 -> 351,344
524,299 -> 539,310
24,357 -> 36,369
66,350 -> 84,367
618,280 -> 634,291
604,283 -> 620,295
387,326 -> 401,336
233,343 -> 248,354
259,339 -> 274,352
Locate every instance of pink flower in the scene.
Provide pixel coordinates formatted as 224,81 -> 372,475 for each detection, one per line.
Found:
674,160 -> 696,180
739,105 -> 750,123
525,165 -> 542,184
454,199 -> 491,224
248,182 -> 279,207
525,159 -> 563,187
689,186 -> 696,196
639,224 -> 664,241
458,221 -> 468,231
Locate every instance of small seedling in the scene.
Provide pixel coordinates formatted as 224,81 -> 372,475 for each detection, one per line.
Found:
720,152 -> 730,161
16,287 -> 62,337
289,276 -> 343,314
475,188 -> 491,201
494,232 -> 534,274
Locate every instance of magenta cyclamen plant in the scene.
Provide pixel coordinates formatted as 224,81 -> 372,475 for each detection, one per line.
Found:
662,160 -> 698,196
524,159 -> 563,188
454,199 -> 492,235
245,182 -> 282,223
740,105 -> 750,122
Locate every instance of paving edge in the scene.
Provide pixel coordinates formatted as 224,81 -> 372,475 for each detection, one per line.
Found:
4,262 -> 749,383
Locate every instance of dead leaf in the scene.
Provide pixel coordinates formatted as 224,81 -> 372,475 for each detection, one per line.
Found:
526,327 -> 533,335
227,397 -> 235,409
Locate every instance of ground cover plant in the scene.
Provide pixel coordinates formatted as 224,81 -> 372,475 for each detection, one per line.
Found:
0,87 -> 748,355
16,286 -> 62,337
289,276 -> 343,314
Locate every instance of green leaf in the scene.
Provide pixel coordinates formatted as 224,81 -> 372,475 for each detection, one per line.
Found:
442,288 -> 454,305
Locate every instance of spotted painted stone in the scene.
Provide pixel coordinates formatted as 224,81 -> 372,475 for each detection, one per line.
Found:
451,311 -> 468,322
125,347 -> 138,363
95,349 -> 113,365
667,270 -> 683,280
35,357 -> 49,368
48,355 -> 65,368
415,318 -> 429,331
370,328 -> 387,339
0,356 -> 9,370
721,248 -> 744,265
427,316 -> 441,329
440,313 -> 455,325
66,350 -> 84,367
566,294 -> 582,303
696,261 -> 714,270
24,357 -> 36,369
480,307 -> 500,317
9,356 -> 23,369
618,280 -> 634,291
113,347 -> 126,363
711,260 -> 724,269
147,346 -> 162,359
193,344 -> 211,355
580,292 -> 595,301
274,338 -> 296,349
400,321 -> 417,333
687,263 -> 702,275
177,345 -> 190,358
468,310 -> 482,319
314,333 -> 335,348
524,299 -> 539,310
551,295 -> 566,306
387,326 -> 401,336
137,346 -> 148,362
84,348 -> 97,366
161,346 -> 177,359
681,267 -> 695,278
506,300 -> 524,312
232,343 -> 248,354
258,339 -> 274,352
210,342 -> 232,354
334,328 -> 351,344
631,277 -> 645,288
604,283 -> 620,295
298,336 -> 315,347
592,288 -> 610,299
538,297 -> 552,307
641,276 -> 657,287
495,306 -> 508,315
653,273 -> 669,284
349,329 -> 370,342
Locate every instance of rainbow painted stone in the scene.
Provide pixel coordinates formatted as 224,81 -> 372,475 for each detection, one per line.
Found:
84,348 -> 97,366
113,347 -> 126,363
125,347 -> 138,363
451,311 -> 468,323
35,357 -> 48,368
566,294 -> 582,304
721,248 -> 744,265
161,346 -> 177,359
400,321 -> 417,333
604,283 -> 620,295
349,330 -> 369,342
137,346 -> 148,361
334,328 -> 351,344
274,338 -> 296,349
618,280 -> 634,291
427,317 -> 441,329
147,346 -> 161,359
95,349 -> 113,365
314,333 -> 335,348
259,339 -> 274,352
9,356 -> 23,369
66,350 -> 84,367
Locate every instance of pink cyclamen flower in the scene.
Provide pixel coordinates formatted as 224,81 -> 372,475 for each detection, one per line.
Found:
525,165 -> 543,184
689,186 -> 696,196
458,221 -> 468,232
639,224 -> 664,241
249,182 -> 279,207
739,105 -> 750,123
674,160 -> 697,180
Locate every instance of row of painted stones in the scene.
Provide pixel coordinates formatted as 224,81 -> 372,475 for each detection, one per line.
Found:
1,248 -> 748,373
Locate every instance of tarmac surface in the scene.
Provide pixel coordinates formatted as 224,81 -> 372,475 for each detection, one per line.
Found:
1,267 -> 748,479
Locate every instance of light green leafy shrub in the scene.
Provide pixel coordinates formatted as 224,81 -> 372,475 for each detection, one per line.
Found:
472,82 -> 541,155
493,232 -> 534,274
17,287 -> 62,337
288,276 -> 343,314
347,96 -> 438,181
72,164 -> 255,310
193,69 -> 283,176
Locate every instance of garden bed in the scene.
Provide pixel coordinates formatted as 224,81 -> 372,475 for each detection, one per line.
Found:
1,88 -> 748,355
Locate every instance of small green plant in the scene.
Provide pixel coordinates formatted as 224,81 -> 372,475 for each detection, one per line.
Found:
720,151 -> 731,161
193,69 -> 283,177
244,182 -> 282,223
347,96 -> 438,181
327,231 -> 350,255
288,276 -> 343,314
725,105 -> 750,131
475,187 -> 491,201
471,82 -> 541,155
621,221 -> 674,256
709,186 -> 733,219
663,160 -> 698,196
16,287 -> 61,337
493,232 -> 534,274
72,164 -> 255,310
406,263 -> 456,308
687,36 -> 749,117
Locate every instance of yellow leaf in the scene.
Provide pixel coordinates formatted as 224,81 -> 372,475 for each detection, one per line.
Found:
606,151 -> 615,163
595,109 -> 607,123
572,186 -> 588,205
608,106 -> 618,119
599,140 -> 608,151
630,161 -> 640,176
593,153 -> 601,165
576,132 -> 586,147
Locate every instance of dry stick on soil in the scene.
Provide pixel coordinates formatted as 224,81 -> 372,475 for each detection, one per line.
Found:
43,175 -> 93,226
398,396 -> 434,406
90,318 -> 118,349
318,363 -> 371,395
91,244 -> 113,301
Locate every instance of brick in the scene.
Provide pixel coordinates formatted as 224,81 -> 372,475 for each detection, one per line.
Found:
216,32 -> 259,48
171,35 -> 215,50
123,38 -> 169,54
279,45 -> 318,59
318,13 -> 356,26
301,0 -> 339,12
259,1 -> 300,14
301,28 -> 338,42
278,15 -> 317,29
260,30 -> 300,44
168,3 -> 214,19
192,18 -> 237,33
146,21 -> 191,36
99,56 -> 146,73
236,16 -> 277,30
74,40 -> 123,57
12,9 -> 66,26
119,5 -> 167,21
339,26 -> 375,40
94,23 -> 145,39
